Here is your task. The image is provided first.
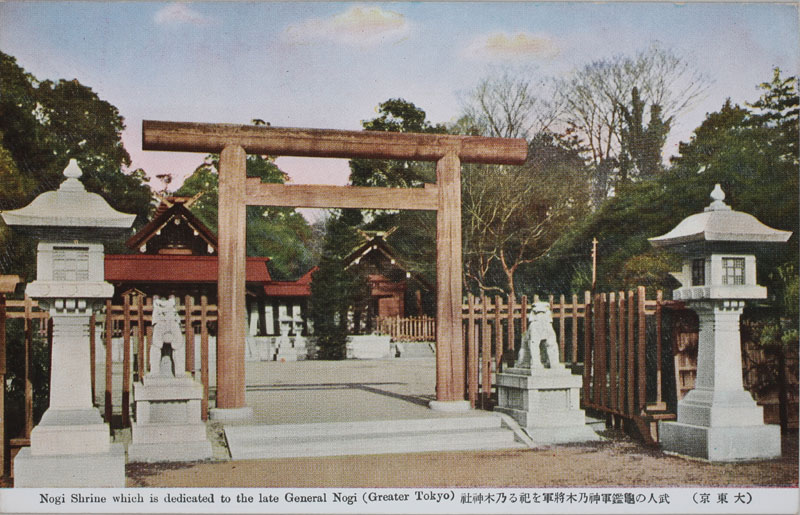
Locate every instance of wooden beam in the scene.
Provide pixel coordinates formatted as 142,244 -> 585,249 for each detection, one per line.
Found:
246,179 -> 439,210
216,145 -> 248,410
143,120 -> 528,165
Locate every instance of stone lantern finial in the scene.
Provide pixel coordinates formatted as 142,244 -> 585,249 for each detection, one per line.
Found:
64,158 -> 83,179
705,183 -> 730,212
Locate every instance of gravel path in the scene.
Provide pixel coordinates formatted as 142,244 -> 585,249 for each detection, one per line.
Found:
126,429 -> 797,488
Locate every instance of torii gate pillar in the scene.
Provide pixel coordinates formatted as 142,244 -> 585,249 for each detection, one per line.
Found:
142,121 -> 527,418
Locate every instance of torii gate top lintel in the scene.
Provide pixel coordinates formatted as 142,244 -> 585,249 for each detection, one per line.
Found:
141,119 -> 527,412
142,120 -> 528,165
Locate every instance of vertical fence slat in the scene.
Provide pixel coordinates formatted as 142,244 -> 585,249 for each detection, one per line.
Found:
137,295 -> 145,381
559,294 -> 566,362
618,292 -> 626,412
571,294 -> 578,364
122,294 -> 131,427
185,295 -> 194,376
656,290 -> 664,407
0,294 -> 6,475
637,286 -> 647,413
506,295 -> 515,355
90,313 -> 96,405
24,296 -> 33,438
480,294 -> 491,409
493,296 -> 503,370
592,293 -> 601,407
599,293 -> 608,409
467,294 -> 477,407
582,291 -> 592,406
200,295 -> 209,421
608,292 -> 617,412
626,290 -> 635,416
520,295 -> 528,335
105,299 -> 113,425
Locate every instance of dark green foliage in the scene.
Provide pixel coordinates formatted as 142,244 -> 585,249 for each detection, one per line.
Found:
0,51 -> 152,276
533,69 -> 798,297
309,213 -> 367,359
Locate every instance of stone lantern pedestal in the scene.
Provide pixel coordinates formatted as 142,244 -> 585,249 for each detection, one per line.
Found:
651,185 -> 791,461
2,160 -> 135,486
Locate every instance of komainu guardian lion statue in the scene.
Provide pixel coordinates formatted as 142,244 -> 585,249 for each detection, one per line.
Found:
516,302 -> 561,369
150,296 -> 185,376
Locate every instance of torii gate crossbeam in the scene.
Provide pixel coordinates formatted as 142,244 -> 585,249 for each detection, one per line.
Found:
143,120 -> 527,414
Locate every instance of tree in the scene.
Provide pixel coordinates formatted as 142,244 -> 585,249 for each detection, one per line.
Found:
0,51 -> 152,277
462,132 -> 591,299
175,148 -> 313,280
619,87 -> 671,181
458,72 -> 590,299
554,44 -> 709,204
458,68 -> 557,139
535,69 -> 797,296
308,212 -> 366,359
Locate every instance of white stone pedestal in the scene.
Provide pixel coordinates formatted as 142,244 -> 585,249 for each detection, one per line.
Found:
495,365 -> 600,444
660,301 -> 780,461
128,374 -> 212,462
14,310 -> 125,487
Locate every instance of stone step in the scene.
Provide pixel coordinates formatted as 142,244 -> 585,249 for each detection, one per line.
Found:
225,416 -> 526,460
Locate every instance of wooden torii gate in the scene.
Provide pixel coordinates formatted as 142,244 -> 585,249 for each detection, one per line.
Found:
143,120 -> 527,413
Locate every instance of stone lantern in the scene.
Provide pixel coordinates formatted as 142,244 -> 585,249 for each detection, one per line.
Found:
2,159 -> 135,486
650,184 -> 791,461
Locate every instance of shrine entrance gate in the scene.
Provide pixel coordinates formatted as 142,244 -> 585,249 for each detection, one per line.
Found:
142,120 -> 527,413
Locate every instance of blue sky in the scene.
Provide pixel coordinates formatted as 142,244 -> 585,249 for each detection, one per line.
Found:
1,2 -> 797,191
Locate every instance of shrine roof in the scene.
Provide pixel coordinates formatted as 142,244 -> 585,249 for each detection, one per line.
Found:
343,229 -> 432,291
126,196 -> 217,252
105,254 -> 271,283
263,267 -> 317,297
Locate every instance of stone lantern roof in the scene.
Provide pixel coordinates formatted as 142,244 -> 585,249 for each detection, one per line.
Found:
1,159 -> 135,240
649,184 -> 791,249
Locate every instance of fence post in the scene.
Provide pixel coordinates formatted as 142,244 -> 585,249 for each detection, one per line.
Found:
90,314 -> 96,405
105,299 -> 113,425
200,296 -> 209,421
467,294 -> 477,407
608,292 -> 617,413
655,290 -> 663,408
506,295 -> 515,356
582,291 -> 592,406
185,295 -> 194,376
137,295 -> 145,381
626,290 -> 635,416
0,293 -> 6,475
494,296 -> 503,370
122,294 -> 131,427
571,294 -> 578,364
24,296 -> 33,438
637,286 -> 647,413
618,292 -> 626,413
480,294 -> 491,409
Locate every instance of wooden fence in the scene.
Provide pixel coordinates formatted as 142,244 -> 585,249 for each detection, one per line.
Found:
376,315 -> 436,342
0,295 -> 50,476
461,288 -> 673,442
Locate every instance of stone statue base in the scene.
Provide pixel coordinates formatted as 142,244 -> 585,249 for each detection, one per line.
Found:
128,374 -> 212,463
14,407 -> 125,487
495,365 -> 600,445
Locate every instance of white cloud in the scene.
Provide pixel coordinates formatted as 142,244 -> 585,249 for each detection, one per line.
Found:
285,5 -> 410,47
465,32 -> 560,61
154,3 -> 209,26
